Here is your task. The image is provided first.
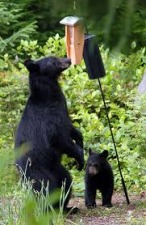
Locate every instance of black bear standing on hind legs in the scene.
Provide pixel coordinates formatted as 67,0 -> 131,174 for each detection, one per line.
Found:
14,56 -> 84,212
85,149 -> 114,208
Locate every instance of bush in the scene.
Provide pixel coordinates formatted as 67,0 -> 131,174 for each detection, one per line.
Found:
0,1 -> 37,57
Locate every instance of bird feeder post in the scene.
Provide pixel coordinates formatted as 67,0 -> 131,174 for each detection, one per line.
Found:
60,16 -> 84,65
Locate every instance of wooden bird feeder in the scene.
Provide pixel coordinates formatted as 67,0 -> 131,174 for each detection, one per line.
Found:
60,16 -> 84,65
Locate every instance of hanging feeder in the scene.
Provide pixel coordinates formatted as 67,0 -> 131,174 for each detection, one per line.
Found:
60,16 -> 84,65
83,34 -> 105,79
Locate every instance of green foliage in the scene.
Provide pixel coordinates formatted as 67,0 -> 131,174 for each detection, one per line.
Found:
0,1 -> 37,56
0,181 -> 74,225
0,70 -> 28,194
1,0 -> 146,56
17,34 -> 66,59
50,0 -> 146,52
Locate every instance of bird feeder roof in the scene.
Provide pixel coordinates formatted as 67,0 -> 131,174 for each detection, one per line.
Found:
60,16 -> 83,26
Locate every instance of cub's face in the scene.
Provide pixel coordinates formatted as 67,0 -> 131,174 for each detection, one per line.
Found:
86,149 -> 108,176
86,154 -> 100,176
24,56 -> 71,79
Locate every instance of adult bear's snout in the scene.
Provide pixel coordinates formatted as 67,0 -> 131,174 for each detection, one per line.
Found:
60,58 -> 71,70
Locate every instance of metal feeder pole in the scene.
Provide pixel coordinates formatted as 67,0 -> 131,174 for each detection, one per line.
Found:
83,34 -> 130,205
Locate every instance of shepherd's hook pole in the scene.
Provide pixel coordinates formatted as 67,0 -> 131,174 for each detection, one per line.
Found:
97,77 -> 130,205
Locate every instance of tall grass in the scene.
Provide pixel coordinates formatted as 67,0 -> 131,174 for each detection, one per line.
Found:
0,171 -> 77,225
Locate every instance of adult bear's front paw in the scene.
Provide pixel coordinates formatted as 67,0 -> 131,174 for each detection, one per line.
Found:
76,147 -> 84,171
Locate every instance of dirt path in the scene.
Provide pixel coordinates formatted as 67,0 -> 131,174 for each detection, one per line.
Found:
67,192 -> 146,225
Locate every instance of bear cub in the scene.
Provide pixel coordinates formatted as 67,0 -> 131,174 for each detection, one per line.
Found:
85,149 -> 114,208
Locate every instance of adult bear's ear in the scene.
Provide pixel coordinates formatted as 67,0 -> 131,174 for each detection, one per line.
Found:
100,150 -> 108,159
24,59 -> 39,72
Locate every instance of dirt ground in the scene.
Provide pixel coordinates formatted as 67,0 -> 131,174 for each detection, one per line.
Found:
67,192 -> 146,225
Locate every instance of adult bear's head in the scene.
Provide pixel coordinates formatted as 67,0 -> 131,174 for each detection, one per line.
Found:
24,56 -> 71,79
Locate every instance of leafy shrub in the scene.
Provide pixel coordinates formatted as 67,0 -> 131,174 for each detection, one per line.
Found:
0,1 -> 37,57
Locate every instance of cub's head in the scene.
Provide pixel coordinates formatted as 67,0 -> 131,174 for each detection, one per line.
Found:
24,56 -> 71,79
86,149 -> 108,176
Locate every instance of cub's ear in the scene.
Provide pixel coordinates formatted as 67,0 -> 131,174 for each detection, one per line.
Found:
89,148 -> 93,155
24,59 -> 39,72
100,150 -> 108,159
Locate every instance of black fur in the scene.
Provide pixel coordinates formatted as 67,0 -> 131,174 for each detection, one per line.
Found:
15,56 -> 84,211
85,150 -> 114,208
